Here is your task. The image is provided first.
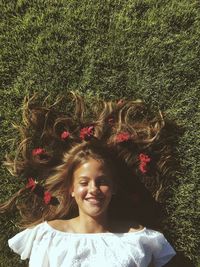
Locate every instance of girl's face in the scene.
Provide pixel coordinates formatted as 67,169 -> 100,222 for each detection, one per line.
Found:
71,158 -> 114,218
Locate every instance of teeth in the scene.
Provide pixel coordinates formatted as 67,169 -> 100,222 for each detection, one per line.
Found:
86,198 -> 102,204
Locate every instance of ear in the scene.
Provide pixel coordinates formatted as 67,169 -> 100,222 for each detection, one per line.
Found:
70,185 -> 75,197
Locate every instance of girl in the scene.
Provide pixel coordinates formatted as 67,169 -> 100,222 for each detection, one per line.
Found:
0,92 -> 178,267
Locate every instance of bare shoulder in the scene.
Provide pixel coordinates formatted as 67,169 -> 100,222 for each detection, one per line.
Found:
47,219 -> 73,232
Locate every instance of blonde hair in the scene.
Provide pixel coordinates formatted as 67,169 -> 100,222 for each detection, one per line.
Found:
0,92 -> 179,228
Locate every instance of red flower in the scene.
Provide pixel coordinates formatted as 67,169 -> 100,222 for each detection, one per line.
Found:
61,131 -> 70,140
44,191 -> 52,204
140,163 -> 147,173
139,153 -> 151,162
139,153 -> 151,173
26,178 -> 37,191
115,132 -> 131,143
32,148 -> 45,156
80,126 -> 94,140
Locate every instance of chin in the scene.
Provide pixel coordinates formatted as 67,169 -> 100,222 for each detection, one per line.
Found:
82,206 -> 108,218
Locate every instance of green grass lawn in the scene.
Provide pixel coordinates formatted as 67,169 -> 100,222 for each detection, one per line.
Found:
0,0 -> 199,266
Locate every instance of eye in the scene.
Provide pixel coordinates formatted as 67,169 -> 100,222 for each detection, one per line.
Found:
79,181 -> 88,186
97,178 -> 110,186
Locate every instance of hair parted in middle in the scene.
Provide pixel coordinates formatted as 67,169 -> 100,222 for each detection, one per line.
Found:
1,91 -> 178,229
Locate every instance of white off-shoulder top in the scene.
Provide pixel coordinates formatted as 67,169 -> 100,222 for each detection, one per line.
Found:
8,221 -> 176,267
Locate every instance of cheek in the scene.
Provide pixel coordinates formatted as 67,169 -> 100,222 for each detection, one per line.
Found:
74,185 -> 87,198
100,185 -> 113,196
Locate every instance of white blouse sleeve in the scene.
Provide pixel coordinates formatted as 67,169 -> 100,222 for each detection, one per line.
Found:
151,231 -> 176,267
8,225 -> 39,260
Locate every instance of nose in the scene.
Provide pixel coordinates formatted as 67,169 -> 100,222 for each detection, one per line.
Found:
88,181 -> 99,194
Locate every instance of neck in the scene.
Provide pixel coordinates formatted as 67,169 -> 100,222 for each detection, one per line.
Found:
74,213 -> 109,233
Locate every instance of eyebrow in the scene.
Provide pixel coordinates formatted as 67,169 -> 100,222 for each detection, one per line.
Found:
78,176 -> 89,181
78,175 -> 107,180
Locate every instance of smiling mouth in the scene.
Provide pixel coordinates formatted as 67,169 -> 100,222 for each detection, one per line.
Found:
85,198 -> 104,205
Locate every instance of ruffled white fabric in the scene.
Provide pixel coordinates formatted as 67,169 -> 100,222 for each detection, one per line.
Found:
8,221 -> 176,267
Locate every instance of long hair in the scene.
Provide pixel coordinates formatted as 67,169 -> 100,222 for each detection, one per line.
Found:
0,92 -> 179,229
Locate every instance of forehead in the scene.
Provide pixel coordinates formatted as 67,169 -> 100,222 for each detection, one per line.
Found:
73,158 -> 110,178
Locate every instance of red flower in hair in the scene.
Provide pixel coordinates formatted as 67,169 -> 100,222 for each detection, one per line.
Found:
115,132 -> 131,143
44,191 -> 52,204
139,153 -> 151,173
26,178 -> 37,191
61,131 -> 70,140
80,126 -> 94,140
32,148 -> 45,156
